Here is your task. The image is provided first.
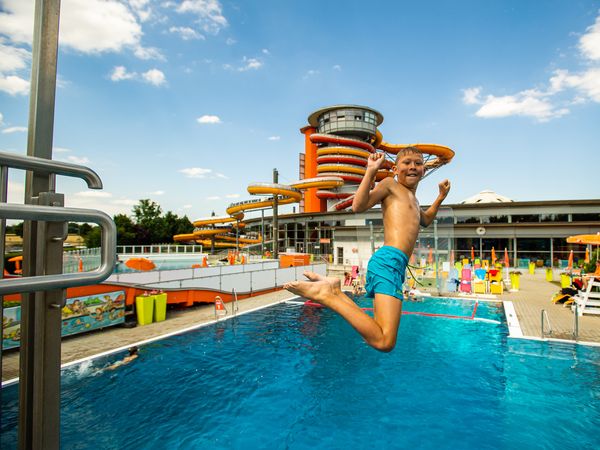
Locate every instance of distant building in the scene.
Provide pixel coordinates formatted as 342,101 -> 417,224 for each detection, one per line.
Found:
246,198 -> 600,269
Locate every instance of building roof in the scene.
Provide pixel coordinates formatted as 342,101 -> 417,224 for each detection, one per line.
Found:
461,190 -> 513,204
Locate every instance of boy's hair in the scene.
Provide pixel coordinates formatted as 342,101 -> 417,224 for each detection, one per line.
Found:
395,146 -> 423,163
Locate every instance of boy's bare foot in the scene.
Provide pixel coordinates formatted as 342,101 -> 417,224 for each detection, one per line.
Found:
284,272 -> 342,307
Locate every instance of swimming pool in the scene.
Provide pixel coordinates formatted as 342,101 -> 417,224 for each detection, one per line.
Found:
2,297 -> 599,449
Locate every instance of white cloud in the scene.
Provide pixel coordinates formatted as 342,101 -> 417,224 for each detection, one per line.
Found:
183,204 -> 192,209
462,87 -> 482,105
175,0 -> 228,34
550,68 -> 600,102
53,146 -> 72,153
579,14 -> 600,61
66,155 -> 91,165
262,48 -> 270,55
197,115 -> 221,124
110,66 -> 166,86
0,74 -> 29,96
180,167 -> 213,178
463,11 -> 600,122
1,126 -> 27,134
214,172 -> 227,179
303,69 -> 319,79
468,90 -> 569,122
206,195 -> 220,200
128,0 -> 153,22
225,37 -> 236,45
111,198 -> 137,206
225,194 -> 240,198
7,180 -> 24,204
142,69 -> 166,86
238,57 -> 262,71
134,46 -> 165,61
333,64 -> 341,71
169,26 -> 204,40
110,66 -> 136,81
74,191 -> 112,198
0,38 -> 30,72
268,136 -> 280,141
0,113 -> 3,125
0,0 -> 163,61
151,190 -> 165,195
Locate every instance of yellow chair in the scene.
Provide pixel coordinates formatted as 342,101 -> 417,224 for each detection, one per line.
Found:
473,280 -> 487,294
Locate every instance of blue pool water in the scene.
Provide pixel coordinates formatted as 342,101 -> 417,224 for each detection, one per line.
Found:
2,297 -> 599,449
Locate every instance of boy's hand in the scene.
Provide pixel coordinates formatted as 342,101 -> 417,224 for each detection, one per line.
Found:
438,179 -> 451,198
366,152 -> 385,171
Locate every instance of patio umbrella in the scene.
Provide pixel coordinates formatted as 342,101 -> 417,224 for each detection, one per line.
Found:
567,233 -> 600,265
585,247 -> 590,263
450,249 -> 455,265
471,246 -> 475,262
427,246 -> 433,265
491,247 -> 497,265
504,248 -> 510,267
567,250 -> 573,271
8,255 -> 22,270
125,257 -> 155,271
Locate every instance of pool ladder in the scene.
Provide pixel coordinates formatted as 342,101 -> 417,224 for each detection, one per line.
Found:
540,309 -> 552,338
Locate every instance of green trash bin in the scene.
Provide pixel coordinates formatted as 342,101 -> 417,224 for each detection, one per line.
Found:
154,293 -> 167,322
136,295 -> 154,326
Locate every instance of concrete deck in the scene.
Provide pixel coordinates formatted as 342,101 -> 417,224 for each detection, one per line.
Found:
2,268 -> 599,383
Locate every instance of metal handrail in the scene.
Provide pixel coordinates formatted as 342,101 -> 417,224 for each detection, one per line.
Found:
0,151 -> 103,189
232,288 -> 239,315
541,309 -> 552,338
0,203 -> 116,294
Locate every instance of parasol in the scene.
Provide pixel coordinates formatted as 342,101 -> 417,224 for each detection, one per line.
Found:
471,246 -> 475,262
125,257 -> 156,271
567,250 -> 573,272
491,247 -> 497,265
427,246 -> 433,265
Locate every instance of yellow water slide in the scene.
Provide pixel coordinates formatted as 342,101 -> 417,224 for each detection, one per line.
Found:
173,177 -> 343,248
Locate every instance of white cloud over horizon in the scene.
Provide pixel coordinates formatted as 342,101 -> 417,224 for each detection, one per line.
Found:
463,11 -> 600,122
1,126 -> 27,134
197,115 -> 221,124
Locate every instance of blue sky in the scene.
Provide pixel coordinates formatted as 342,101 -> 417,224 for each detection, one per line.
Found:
1,0 -> 599,222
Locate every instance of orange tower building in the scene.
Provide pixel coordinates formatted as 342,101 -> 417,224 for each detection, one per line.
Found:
300,105 -> 384,213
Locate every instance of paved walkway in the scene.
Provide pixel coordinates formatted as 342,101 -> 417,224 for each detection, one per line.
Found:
497,271 -> 600,342
3,269 -> 599,382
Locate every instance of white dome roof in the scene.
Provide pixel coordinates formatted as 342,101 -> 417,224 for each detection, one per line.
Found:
461,190 -> 513,204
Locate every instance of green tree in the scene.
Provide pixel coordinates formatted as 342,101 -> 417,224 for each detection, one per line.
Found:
133,199 -> 162,243
114,214 -> 138,245
84,226 -> 101,248
6,221 -> 23,237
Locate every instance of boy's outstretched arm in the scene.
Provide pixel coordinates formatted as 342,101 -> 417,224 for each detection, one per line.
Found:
352,153 -> 389,213
420,179 -> 451,227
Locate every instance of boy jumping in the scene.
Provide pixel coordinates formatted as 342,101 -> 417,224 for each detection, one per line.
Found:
285,148 -> 450,352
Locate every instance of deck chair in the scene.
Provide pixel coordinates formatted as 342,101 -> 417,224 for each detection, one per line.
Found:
473,268 -> 488,294
488,268 -> 503,294
459,268 -> 472,293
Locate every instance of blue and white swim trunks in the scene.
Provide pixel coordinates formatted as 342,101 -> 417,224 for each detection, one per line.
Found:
364,246 -> 409,301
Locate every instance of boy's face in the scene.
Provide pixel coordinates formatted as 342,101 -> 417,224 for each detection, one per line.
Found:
393,152 -> 425,188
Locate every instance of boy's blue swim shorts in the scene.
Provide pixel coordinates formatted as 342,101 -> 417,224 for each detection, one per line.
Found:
364,246 -> 409,301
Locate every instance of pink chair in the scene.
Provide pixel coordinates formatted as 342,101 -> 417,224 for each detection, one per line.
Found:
460,268 -> 472,293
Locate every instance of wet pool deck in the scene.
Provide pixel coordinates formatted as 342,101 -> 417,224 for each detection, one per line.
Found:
2,269 -> 599,383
